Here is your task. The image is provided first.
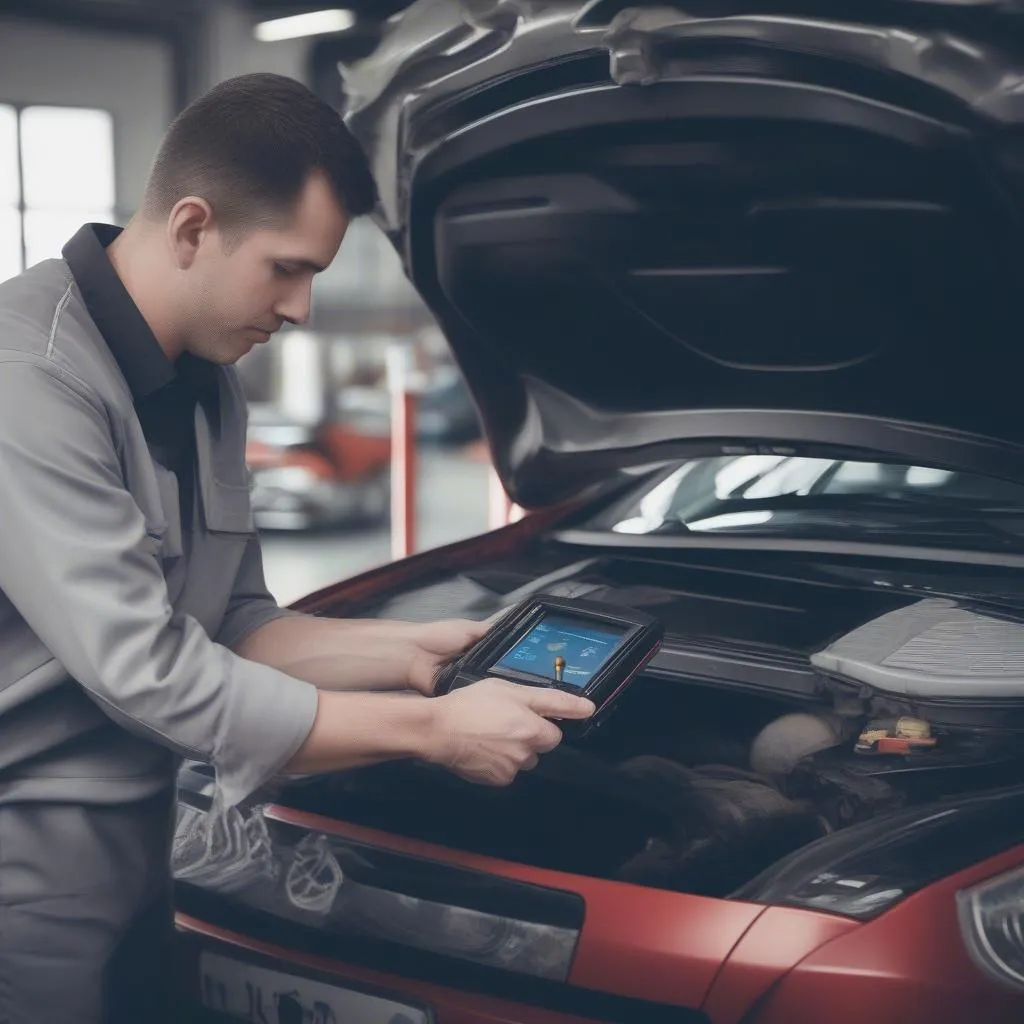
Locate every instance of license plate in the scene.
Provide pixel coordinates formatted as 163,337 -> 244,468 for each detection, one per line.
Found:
199,951 -> 431,1024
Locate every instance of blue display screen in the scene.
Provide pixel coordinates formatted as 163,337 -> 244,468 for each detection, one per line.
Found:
492,614 -> 627,688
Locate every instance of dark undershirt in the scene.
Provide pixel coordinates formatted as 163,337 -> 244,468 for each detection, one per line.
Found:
134,358 -> 215,525
62,223 -> 219,526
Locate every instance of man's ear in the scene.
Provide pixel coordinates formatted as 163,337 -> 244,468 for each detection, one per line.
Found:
166,196 -> 215,270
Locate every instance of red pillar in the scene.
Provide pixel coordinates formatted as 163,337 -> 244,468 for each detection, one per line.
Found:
488,465 -> 513,530
387,343 -> 419,560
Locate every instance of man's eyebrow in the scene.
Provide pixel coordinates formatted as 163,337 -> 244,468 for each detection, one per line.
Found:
278,258 -> 327,273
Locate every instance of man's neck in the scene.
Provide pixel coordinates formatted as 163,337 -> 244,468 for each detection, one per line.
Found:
106,220 -> 185,363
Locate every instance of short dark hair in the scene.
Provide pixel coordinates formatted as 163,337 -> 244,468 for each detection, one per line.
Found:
142,73 -> 377,231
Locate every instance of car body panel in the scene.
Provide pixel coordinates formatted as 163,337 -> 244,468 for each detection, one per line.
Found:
263,805 -> 763,1008
341,0 -> 1024,508
173,516 -> 1024,1021
746,845 -> 1024,1024
175,796 -> 861,1023
175,842 -> 1024,1023
699,908 -> 859,1024
175,917 -> 667,1024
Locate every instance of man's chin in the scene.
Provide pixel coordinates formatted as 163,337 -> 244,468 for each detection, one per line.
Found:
199,345 -> 246,367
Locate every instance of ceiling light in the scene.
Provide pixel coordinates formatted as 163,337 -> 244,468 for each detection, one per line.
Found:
254,9 -> 356,42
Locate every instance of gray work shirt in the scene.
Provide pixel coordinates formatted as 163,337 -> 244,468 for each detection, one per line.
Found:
0,225 -> 319,808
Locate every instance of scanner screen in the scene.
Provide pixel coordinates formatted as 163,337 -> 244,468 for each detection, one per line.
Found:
492,614 -> 627,688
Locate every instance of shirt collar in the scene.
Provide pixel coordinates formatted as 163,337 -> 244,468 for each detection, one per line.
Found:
62,223 -> 181,402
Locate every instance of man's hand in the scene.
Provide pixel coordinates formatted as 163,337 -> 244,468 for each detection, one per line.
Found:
402,618 -> 491,695
234,615 -> 492,695
424,679 -> 596,786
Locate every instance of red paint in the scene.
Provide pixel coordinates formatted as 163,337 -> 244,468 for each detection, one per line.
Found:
568,885 -> 761,1007
177,802 -> 1024,1024
291,499 -> 576,615
246,424 -> 390,481
317,422 -> 391,480
263,804 -> 762,1008
391,387 -> 417,559
747,845 -> 1024,1024
488,465 -> 514,530
702,906 -> 859,1023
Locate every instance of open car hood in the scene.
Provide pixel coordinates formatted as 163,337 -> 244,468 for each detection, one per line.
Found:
341,0 -> 1024,509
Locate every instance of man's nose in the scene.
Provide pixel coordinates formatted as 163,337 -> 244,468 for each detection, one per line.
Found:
274,281 -> 312,326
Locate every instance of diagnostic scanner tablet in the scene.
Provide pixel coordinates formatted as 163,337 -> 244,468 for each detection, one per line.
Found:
432,596 -> 664,738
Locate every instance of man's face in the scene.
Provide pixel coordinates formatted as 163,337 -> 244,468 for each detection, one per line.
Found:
181,170 -> 348,364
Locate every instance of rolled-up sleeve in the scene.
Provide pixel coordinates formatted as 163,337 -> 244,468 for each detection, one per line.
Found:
0,358 -> 319,806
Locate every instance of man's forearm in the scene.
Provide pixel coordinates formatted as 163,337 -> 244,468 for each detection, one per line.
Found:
233,614 -> 417,691
282,689 -> 438,775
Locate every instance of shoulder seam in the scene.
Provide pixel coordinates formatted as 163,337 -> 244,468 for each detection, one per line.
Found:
0,350 -> 105,411
46,281 -> 75,360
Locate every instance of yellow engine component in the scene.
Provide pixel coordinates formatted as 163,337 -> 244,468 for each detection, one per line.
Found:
855,716 -> 934,754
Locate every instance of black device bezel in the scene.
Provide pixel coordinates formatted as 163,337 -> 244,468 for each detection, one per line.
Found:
432,596 -> 664,737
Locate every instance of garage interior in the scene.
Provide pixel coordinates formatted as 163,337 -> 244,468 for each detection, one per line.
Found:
10,4 -> 1024,1022
0,0 -> 495,604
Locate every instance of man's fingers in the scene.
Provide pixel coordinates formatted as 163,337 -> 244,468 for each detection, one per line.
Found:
533,720 -> 563,753
519,687 -> 596,720
464,618 -> 491,641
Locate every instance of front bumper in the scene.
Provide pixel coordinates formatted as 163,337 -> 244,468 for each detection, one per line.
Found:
172,793 -> 1024,1024
176,917 -> 631,1024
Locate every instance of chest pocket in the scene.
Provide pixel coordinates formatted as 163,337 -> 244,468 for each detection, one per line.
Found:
194,395 -> 254,537
168,400 -> 255,636
199,476 -> 253,535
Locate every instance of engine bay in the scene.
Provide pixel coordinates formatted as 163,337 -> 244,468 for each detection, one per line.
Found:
282,671 -> 1024,898
283,545 -> 1024,898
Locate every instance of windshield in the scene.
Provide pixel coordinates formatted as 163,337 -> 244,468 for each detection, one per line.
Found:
586,456 -> 1024,553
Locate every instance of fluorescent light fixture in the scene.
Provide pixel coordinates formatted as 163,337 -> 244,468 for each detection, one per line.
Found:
254,8 -> 356,42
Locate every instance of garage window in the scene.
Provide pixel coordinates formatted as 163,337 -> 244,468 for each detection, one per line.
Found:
0,106 -> 20,285
0,103 -> 115,283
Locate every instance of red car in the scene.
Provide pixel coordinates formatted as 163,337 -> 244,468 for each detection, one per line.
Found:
173,2 -> 1024,1021
245,405 -> 391,531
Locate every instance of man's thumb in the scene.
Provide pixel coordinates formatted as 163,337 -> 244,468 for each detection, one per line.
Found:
522,688 -> 596,720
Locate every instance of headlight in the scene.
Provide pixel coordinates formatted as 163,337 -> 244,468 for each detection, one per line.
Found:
734,786 -> 1024,921
958,865 -> 1024,990
173,797 -> 583,982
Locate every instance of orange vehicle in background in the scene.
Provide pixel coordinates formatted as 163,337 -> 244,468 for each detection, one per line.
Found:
245,407 -> 391,531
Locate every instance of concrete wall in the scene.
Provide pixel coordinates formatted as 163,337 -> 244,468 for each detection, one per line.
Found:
0,2 -> 308,212
0,5 -> 424,318
0,16 -> 174,216
199,0 -> 309,93
197,1 -> 423,317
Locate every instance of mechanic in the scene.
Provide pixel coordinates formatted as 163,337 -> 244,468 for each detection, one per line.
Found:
0,72 -> 595,1024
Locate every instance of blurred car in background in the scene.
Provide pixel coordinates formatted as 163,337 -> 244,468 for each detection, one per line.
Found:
335,362 -> 482,446
245,404 -> 390,531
